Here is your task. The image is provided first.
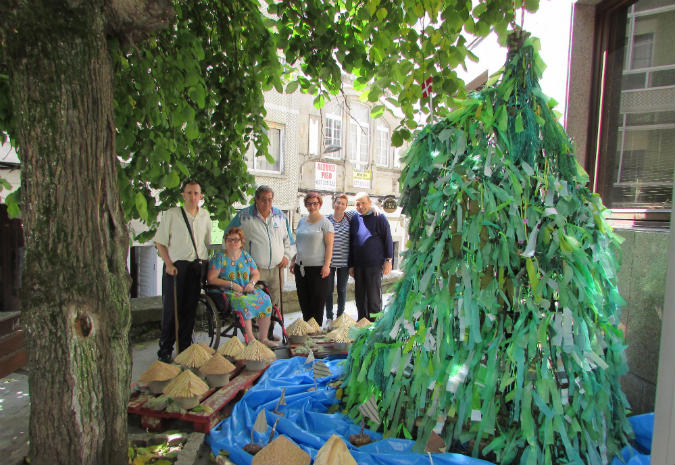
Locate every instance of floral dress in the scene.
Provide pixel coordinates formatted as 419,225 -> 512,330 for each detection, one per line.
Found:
209,250 -> 272,320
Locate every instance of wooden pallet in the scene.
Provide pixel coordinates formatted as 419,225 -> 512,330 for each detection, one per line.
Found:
128,365 -> 267,433
289,339 -> 348,359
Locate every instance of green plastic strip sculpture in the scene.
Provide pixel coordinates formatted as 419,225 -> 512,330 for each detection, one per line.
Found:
341,31 -> 632,465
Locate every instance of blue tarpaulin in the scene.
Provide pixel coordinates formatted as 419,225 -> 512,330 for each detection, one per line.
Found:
206,357 -> 654,465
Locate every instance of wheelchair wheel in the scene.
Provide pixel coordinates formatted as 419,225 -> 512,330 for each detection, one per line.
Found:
193,294 -> 220,349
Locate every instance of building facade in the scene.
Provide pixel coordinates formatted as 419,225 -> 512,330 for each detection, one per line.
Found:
129,80 -> 409,297
566,0 -> 674,413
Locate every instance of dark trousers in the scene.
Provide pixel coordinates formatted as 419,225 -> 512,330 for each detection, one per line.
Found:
354,266 -> 383,321
158,260 -> 201,359
294,264 -> 330,327
325,266 -> 349,320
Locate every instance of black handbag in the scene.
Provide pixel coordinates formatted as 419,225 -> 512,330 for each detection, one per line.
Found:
180,207 -> 209,284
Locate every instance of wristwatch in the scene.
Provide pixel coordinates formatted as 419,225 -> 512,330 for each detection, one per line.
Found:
385,258 -> 393,263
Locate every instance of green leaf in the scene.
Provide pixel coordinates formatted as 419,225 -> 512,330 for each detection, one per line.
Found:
5,190 -> 20,218
135,193 -> 149,222
285,80 -> 299,93
370,104 -> 385,118
188,85 -> 206,109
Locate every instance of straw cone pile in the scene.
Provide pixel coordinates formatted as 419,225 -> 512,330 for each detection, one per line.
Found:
306,318 -> 322,334
198,343 -> 216,355
162,370 -> 209,399
237,340 -> 276,362
286,318 -> 311,336
199,353 -> 236,375
355,318 -> 372,328
331,313 -> 356,329
327,326 -> 352,343
314,435 -> 357,465
218,337 -> 245,358
174,344 -> 212,369
138,361 -> 181,383
251,435 -> 310,465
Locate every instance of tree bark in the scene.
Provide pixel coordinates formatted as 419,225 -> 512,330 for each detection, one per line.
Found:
5,2 -> 130,464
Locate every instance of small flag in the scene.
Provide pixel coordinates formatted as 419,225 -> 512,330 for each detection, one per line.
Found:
358,396 -> 381,426
305,350 -> 315,365
313,360 -> 332,379
253,409 -> 268,434
422,76 -> 433,98
277,388 -> 286,407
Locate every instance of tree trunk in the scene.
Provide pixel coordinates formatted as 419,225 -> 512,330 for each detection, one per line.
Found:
6,3 -> 131,464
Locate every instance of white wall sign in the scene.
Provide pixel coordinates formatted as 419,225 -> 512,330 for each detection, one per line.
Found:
315,162 -> 337,191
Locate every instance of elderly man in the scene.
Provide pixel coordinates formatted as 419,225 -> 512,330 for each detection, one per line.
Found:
349,192 -> 394,321
154,180 -> 212,363
226,185 -> 295,340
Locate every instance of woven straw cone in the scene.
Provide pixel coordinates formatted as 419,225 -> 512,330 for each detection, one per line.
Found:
251,435 -> 310,465
286,318 -> 311,336
306,318 -> 322,334
162,369 -> 209,398
237,340 -> 276,362
199,353 -> 236,375
314,434 -> 357,465
174,344 -> 212,369
217,336 -> 245,358
138,360 -> 181,383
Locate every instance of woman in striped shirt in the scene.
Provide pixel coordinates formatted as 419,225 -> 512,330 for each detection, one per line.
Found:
325,194 -> 352,325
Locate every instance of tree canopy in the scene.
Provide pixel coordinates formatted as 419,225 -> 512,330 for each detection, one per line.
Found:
1,0 -> 535,230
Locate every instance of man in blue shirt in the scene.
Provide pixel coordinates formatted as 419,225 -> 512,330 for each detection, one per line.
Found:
349,192 -> 394,321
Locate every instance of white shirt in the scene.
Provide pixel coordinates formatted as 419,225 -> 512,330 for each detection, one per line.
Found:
153,206 -> 211,261
295,216 -> 333,267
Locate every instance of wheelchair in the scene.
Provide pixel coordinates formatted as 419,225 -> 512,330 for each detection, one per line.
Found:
193,279 -> 288,349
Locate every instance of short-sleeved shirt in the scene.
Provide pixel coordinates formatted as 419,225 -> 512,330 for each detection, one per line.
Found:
153,206 -> 211,261
327,211 -> 355,268
209,250 -> 271,320
295,216 -> 334,267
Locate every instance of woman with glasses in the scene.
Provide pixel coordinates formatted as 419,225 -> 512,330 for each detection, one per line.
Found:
290,192 -> 334,326
207,227 -> 276,347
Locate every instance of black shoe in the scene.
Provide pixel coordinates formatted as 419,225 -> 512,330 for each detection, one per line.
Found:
158,354 -> 172,364
267,334 -> 280,342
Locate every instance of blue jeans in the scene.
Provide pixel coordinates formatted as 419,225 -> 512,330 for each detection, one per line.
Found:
325,266 -> 349,320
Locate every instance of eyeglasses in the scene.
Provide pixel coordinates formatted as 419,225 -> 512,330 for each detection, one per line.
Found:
226,237 -> 241,243
305,201 -> 320,206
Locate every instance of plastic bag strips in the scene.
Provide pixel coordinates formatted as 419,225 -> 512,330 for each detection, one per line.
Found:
207,357 -> 654,465
206,357 -> 494,465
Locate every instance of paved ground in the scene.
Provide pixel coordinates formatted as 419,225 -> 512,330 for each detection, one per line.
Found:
0,296 -> 386,464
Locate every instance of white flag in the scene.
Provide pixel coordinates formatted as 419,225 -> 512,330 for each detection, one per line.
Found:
253,409 -> 267,434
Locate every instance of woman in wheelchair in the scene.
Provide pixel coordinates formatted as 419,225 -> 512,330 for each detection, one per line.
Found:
207,227 -> 278,347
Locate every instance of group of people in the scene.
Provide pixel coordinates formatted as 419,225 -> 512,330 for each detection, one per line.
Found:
153,181 -> 394,362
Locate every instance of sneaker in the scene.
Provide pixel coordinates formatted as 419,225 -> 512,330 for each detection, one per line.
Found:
324,318 -> 333,329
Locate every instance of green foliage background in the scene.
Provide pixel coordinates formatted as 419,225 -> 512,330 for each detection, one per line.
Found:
341,35 -> 632,464
1,0 -> 529,232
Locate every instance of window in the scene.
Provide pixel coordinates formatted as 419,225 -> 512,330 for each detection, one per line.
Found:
590,0 -> 675,226
253,124 -> 284,173
349,104 -> 370,167
375,124 -> 391,167
324,115 -> 342,158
